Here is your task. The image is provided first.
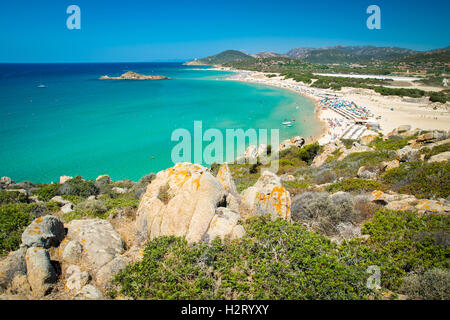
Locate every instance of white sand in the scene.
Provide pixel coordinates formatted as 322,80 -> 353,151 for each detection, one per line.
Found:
221,68 -> 450,143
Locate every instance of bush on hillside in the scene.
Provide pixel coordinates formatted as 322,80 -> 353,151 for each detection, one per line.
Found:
381,161 -> 450,199
291,192 -> 359,236
400,268 -> 450,300
58,175 -> 99,198
0,204 -> 37,256
112,216 -> 376,300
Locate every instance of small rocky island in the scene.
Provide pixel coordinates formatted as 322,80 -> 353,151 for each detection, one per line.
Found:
99,71 -> 169,80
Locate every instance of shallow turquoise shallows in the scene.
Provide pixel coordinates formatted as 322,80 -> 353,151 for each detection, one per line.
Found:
0,63 -> 320,183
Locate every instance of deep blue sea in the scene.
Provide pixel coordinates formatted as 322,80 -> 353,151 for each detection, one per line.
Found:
0,63 -> 320,183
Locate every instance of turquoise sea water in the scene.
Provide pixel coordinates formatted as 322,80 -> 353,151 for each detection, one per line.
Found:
0,63 -> 320,183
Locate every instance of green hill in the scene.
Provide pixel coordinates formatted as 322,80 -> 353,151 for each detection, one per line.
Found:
185,50 -> 255,66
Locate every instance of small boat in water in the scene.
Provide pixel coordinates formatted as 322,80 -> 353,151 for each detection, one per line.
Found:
282,121 -> 292,126
37,84 -> 46,88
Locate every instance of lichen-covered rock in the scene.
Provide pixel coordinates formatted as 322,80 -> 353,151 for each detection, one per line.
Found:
66,219 -> 125,269
62,240 -> 82,264
65,265 -> 90,292
205,208 -> 241,241
381,160 -> 400,171
241,170 -> 291,220
397,146 -> 421,162
0,247 -> 27,291
360,131 -> 380,146
135,163 -> 227,244
25,247 -> 57,297
21,215 -> 65,249
96,256 -> 128,290
74,284 -> 104,300
216,163 -> 238,195
415,200 -> 449,214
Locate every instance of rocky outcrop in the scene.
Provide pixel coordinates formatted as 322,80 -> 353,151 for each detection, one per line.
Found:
66,219 -> 125,269
278,136 -> 305,152
26,247 -> 57,297
21,216 -> 65,249
338,143 -> 373,161
135,163 -> 245,244
312,140 -> 344,167
428,151 -> 450,163
241,170 -> 291,221
205,208 -> 242,241
99,71 -> 169,81
65,265 -> 90,292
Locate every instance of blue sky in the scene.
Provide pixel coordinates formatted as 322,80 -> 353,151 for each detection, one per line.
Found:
0,0 -> 449,62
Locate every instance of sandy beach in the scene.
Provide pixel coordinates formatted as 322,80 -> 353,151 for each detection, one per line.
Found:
217,67 -> 450,145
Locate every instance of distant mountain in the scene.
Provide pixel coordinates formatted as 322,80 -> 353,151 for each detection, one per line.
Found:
395,46 -> 450,64
286,46 -> 418,64
251,51 -> 287,58
184,50 -> 254,66
285,47 -> 315,59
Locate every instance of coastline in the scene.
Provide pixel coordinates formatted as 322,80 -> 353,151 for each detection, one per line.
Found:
211,66 -> 450,147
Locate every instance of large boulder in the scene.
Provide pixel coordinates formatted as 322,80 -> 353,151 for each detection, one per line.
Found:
62,240 -> 83,264
278,136 -> 305,152
25,247 -> 57,297
205,208 -> 242,241
21,215 -> 65,249
0,247 -> 27,291
241,170 -> 291,221
135,163 -> 227,244
95,256 -> 129,290
66,219 -> 125,269
396,146 -> 421,162
216,163 -> 238,195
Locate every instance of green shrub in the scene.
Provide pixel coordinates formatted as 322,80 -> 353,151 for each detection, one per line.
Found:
326,178 -> 383,193
61,195 -> 84,205
371,137 -> 409,151
75,199 -> 107,215
35,183 -> 60,201
0,204 -> 35,256
381,161 -> 450,199
112,217 -> 376,300
58,175 -> 99,198
280,143 -> 320,166
400,268 -> 450,300
344,209 -> 450,291
157,184 -> 171,204
0,190 -> 28,205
